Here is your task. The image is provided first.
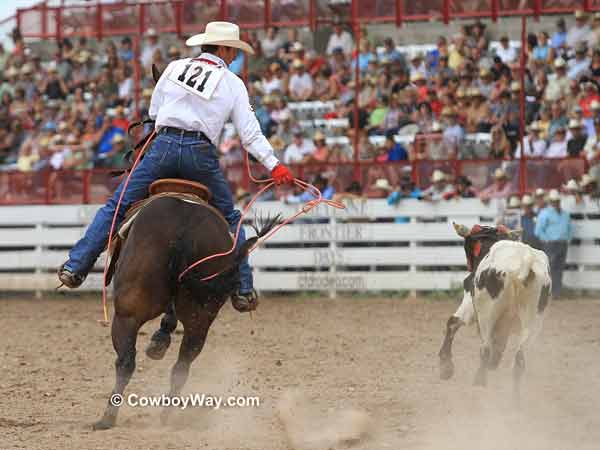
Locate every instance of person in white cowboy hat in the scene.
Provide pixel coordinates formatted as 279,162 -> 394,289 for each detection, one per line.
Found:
421,169 -> 453,202
497,194 -> 521,230
533,187 -> 546,213
520,194 -> 543,250
141,27 -> 162,68
544,57 -> 569,102
59,22 -> 295,318
566,118 -> 587,157
288,58 -> 314,101
534,189 -> 573,298
514,121 -> 547,158
580,173 -> 598,195
479,167 -> 512,202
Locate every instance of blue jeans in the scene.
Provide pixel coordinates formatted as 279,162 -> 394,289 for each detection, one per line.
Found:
66,132 -> 253,293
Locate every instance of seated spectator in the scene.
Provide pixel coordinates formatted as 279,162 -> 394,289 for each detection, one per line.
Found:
365,177 -> 394,199
548,102 -> 568,141
380,37 -> 405,67
283,129 -> 315,164
387,176 -> 422,205
383,135 -> 408,161
567,10 -> 591,48
567,119 -> 587,157
261,26 -> 282,61
567,43 -> 590,80
533,31 -> 551,63
466,87 -> 492,132
307,131 -> 329,162
515,121 -> 547,158
441,107 -> 464,158
118,37 -> 134,63
452,175 -> 477,198
288,59 -> 314,101
545,58 -> 569,102
408,53 -> 427,79
262,63 -> 284,95
546,126 -> 568,158
496,36 -> 517,64
422,170 -> 453,202
479,168 -> 512,202
353,39 -> 375,74
366,95 -> 388,136
326,20 -> 354,57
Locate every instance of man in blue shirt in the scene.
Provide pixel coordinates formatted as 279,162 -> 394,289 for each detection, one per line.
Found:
534,189 -> 573,298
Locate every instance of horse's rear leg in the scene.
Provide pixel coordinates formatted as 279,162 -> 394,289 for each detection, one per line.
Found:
146,302 -> 177,360
94,314 -> 139,430
160,311 -> 217,425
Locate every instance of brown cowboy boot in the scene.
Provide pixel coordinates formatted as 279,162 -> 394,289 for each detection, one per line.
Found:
231,289 -> 259,313
58,263 -> 86,289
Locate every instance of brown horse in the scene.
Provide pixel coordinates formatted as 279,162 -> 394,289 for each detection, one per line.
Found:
94,196 -> 278,430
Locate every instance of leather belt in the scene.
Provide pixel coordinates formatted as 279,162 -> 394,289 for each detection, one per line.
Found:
159,126 -> 209,141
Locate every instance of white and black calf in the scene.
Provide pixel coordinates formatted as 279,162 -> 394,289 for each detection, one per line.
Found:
439,223 -> 552,403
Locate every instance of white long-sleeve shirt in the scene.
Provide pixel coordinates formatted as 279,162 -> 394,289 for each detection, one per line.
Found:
149,53 -> 279,170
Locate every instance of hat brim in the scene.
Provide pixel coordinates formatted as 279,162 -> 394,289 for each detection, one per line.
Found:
186,33 -> 255,55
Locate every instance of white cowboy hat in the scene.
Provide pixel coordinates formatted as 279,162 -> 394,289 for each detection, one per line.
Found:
507,196 -> 521,209
186,21 -> 255,55
373,178 -> 393,191
493,168 -> 507,179
563,179 -> 580,191
581,173 -> 594,187
548,189 -> 561,201
522,194 -> 534,206
431,170 -> 446,182
535,188 -> 545,197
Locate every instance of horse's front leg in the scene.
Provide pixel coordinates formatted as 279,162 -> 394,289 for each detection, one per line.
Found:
94,314 -> 140,430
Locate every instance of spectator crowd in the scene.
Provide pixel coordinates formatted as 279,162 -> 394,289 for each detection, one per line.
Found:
1,11 -> 600,203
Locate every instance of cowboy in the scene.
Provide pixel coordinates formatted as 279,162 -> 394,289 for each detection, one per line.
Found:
58,21 -> 295,311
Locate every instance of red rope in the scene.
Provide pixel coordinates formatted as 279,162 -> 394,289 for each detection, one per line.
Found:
100,131 -> 156,324
177,151 -> 345,282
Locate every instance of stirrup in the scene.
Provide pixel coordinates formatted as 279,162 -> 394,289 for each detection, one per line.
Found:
231,289 -> 259,313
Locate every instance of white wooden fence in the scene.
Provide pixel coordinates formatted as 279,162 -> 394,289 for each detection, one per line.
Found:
1,197 -> 599,294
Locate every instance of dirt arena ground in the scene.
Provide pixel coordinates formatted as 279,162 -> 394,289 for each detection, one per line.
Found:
1,293 -> 599,450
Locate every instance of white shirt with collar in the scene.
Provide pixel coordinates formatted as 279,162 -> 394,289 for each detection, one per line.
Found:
514,136 -> 547,158
149,53 -> 279,170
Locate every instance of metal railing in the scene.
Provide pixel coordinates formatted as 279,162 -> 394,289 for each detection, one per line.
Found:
12,1 -> 600,39
0,157 -> 589,205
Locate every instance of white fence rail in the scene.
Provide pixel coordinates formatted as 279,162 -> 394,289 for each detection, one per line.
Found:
1,198 -> 599,293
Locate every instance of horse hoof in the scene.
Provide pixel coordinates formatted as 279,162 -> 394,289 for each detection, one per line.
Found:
92,418 -> 115,430
439,359 -> 454,380
145,331 -> 171,360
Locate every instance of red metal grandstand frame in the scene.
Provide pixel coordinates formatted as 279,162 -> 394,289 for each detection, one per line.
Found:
14,1 -> 600,42
0,157 -> 589,205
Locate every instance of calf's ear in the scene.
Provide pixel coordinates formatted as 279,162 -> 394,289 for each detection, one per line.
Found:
452,222 -> 470,238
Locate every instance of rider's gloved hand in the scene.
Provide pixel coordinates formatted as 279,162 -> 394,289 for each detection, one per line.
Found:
271,164 -> 294,185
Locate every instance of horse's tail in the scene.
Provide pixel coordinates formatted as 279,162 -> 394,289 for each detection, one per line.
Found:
234,213 -> 282,265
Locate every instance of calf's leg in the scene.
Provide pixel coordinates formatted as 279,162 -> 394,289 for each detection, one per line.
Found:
146,301 -> 177,360
439,289 -> 475,380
